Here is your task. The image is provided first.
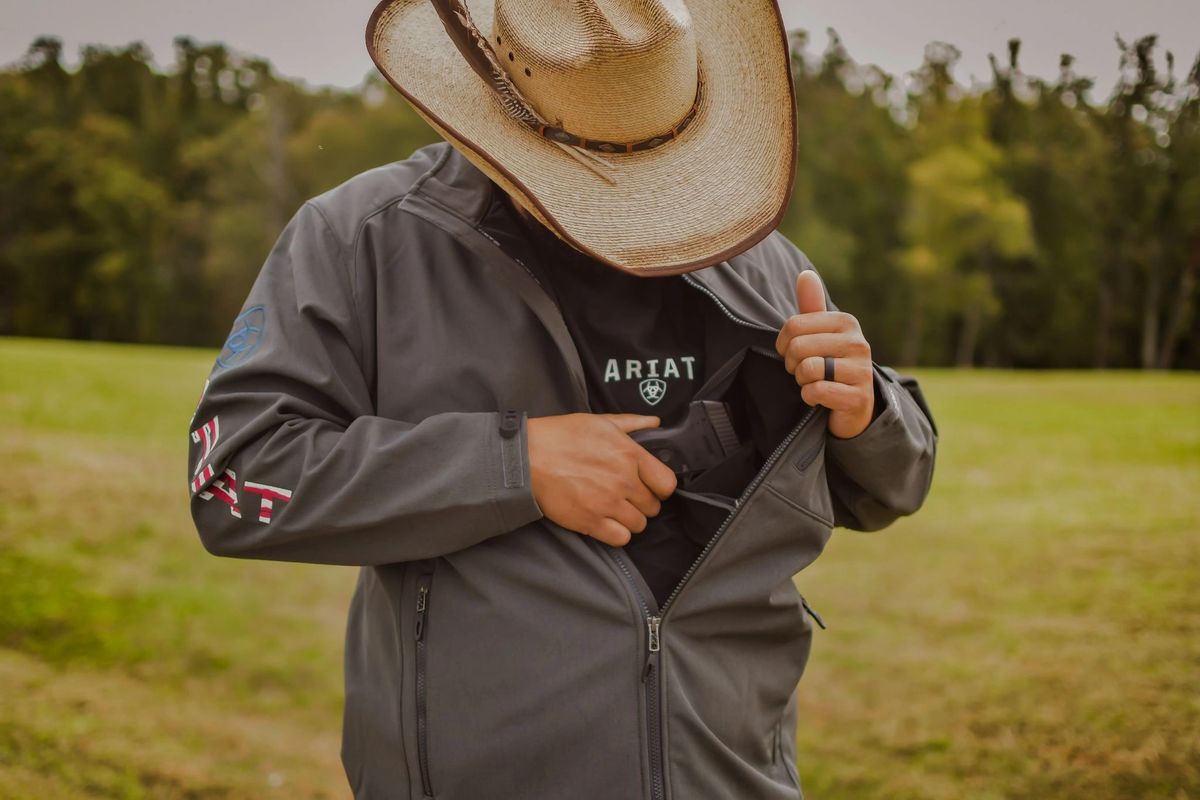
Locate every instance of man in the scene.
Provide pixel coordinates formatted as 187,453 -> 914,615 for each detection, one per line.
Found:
187,1 -> 938,798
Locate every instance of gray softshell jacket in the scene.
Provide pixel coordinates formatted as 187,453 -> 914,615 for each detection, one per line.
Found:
187,140 -> 938,800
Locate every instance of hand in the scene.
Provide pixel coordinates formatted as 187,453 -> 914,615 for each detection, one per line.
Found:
527,413 -> 678,547
774,270 -> 876,439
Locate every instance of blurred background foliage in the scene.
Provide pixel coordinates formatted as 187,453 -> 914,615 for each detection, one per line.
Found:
2,28 -> 1198,800
0,31 -> 1197,368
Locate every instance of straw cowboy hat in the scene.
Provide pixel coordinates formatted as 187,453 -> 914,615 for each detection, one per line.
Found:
365,0 -> 797,275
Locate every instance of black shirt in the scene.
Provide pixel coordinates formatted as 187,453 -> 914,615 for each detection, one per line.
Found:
478,183 -> 717,606
481,192 -> 709,424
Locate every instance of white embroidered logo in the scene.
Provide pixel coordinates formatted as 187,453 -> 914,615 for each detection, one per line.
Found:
639,379 -> 667,406
604,356 -> 697,407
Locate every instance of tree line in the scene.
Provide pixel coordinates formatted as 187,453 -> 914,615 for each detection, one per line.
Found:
1,33 -> 1196,368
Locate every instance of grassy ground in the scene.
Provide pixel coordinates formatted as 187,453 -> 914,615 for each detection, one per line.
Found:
0,337 -> 1196,799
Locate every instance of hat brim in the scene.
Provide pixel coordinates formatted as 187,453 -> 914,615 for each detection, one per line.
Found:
366,0 -> 797,275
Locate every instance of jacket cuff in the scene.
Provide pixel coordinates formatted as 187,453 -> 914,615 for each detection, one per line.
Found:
819,362 -> 936,530
492,410 -> 546,532
825,362 -> 905,462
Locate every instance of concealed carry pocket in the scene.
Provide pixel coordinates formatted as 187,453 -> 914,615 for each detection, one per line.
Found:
624,345 -> 833,609
675,346 -> 819,541
414,561 -> 436,799
672,489 -> 737,548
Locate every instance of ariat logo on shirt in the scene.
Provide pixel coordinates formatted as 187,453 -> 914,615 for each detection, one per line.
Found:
603,357 -> 698,407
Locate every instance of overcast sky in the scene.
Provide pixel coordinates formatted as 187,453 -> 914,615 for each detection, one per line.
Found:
2,0 -> 1197,98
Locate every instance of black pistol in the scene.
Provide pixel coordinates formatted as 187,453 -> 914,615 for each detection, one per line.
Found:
630,400 -> 742,477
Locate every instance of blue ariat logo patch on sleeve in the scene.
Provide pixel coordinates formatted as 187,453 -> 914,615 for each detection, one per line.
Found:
216,305 -> 267,369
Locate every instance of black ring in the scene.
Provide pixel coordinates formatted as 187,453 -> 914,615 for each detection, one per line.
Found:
824,356 -> 836,382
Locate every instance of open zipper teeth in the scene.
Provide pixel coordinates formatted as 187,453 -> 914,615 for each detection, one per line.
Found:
657,403 -> 820,618
608,547 -> 653,618
682,273 -> 781,336
476,237 -> 807,800
657,271 -> 820,617
605,272 -> 802,622
478,239 -> 813,622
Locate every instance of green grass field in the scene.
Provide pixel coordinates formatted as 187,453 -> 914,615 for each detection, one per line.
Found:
1,337 -> 1197,799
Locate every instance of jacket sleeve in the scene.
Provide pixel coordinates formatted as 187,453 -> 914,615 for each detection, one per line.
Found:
186,202 -> 545,566
814,274 -> 938,532
822,357 -> 939,532
756,236 -> 939,532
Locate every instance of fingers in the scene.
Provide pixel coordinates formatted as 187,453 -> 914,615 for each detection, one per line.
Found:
625,478 -> 664,518
800,380 -> 871,413
774,311 -> 861,355
591,517 -> 633,547
792,355 -> 872,387
794,270 -> 828,315
605,413 -> 661,434
609,416 -> 674,501
609,500 -> 648,536
590,491 -> 656,548
606,416 -> 673,504
636,448 -> 678,501
783,333 -> 869,375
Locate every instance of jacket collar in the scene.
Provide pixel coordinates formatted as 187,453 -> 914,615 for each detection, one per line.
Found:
410,141 -> 791,335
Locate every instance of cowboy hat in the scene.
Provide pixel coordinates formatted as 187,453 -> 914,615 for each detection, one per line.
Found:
365,0 -> 797,276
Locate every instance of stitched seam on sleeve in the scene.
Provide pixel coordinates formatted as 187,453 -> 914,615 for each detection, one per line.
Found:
304,201 -> 367,367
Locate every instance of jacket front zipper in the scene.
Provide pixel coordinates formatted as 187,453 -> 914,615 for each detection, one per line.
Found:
670,271 -> 821,615
606,275 -> 823,800
414,566 -> 435,799
479,233 -> 816,800
606,391 -> 818,800
608,549 -> 667,800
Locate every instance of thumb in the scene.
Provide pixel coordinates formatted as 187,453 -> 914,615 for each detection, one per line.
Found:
795,269 -> 828,315
604,413 -> 662,434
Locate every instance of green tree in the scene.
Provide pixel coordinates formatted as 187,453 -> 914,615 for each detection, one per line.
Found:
984,42 -> 1115,367
786,29 -> 913,364
898,44 -> 1035,366
1,31 -> 1195,368
1156,53 -> 1200,368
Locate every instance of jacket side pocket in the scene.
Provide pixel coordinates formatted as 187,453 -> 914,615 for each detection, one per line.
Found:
799,594 -> 827,631
414,561 -> 436,799
776,716 -> 802,791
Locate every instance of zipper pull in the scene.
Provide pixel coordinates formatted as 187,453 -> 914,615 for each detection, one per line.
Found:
643,617 -> 662,682
802,598 -> 826,630
415,584 -> 428,641
647,615 -> 661,653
